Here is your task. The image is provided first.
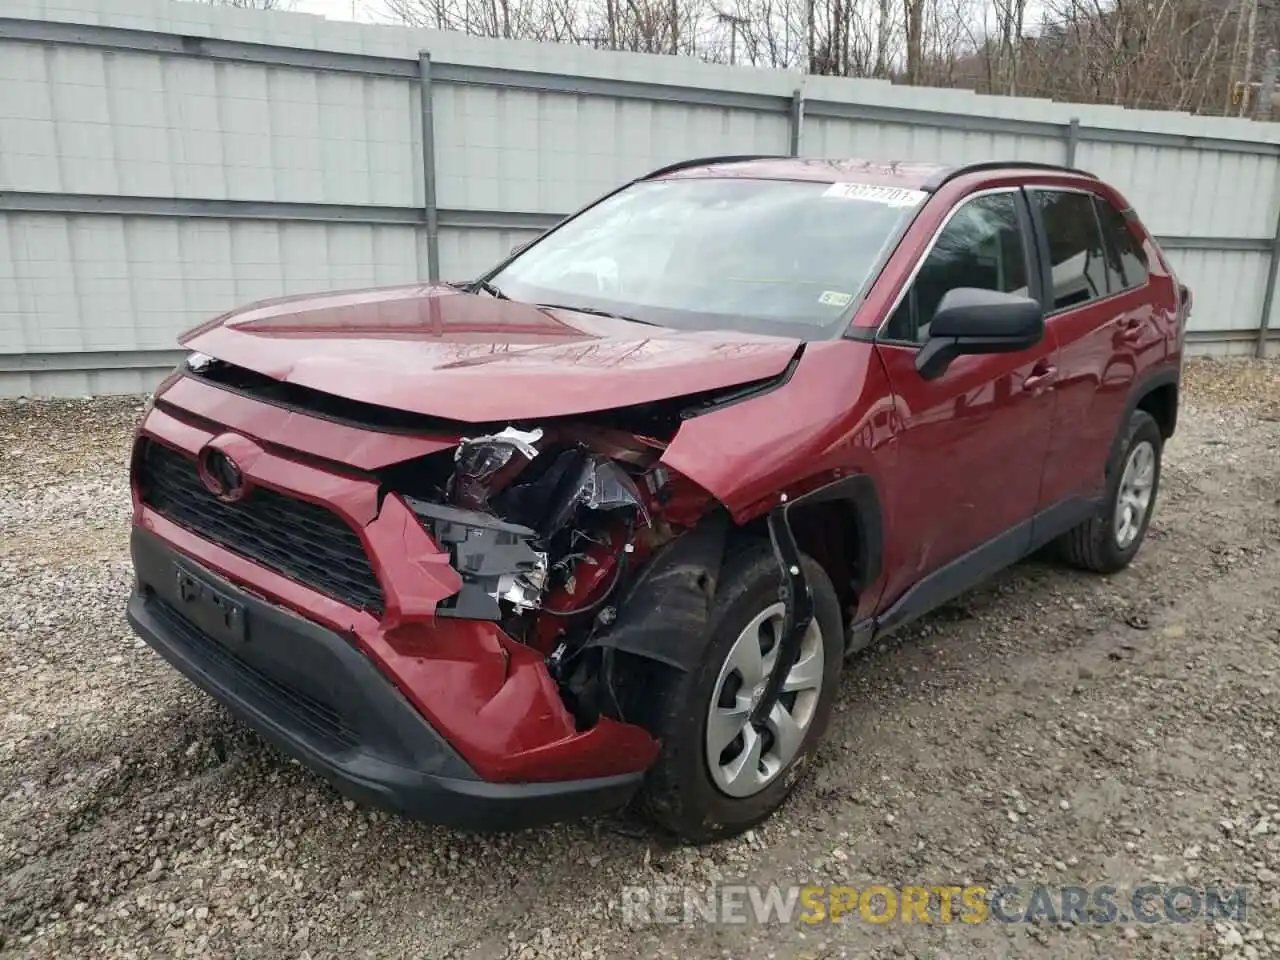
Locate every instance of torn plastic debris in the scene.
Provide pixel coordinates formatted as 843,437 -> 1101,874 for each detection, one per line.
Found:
404,497 -> 544,620
449,426 -> 544,511
497,551 -> 549,613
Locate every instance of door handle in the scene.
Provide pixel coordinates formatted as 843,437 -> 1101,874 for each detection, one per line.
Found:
1022,364 -> 1058,393
1117,318 -> 1144,343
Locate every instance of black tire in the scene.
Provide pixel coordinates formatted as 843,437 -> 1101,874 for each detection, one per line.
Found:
1059,409 -> 1163,574
633,540 -> 843,844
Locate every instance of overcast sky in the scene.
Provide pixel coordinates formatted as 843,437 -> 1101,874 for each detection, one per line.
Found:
288,0 -> 396,23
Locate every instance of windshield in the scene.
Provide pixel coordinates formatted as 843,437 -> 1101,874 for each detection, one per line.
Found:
488,177 -> 922,338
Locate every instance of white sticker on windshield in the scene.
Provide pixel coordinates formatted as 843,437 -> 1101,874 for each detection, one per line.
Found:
822,183 -> 927,207
819,290 -> 853,307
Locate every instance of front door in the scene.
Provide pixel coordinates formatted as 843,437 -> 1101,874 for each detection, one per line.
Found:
874,188 -> 1059,611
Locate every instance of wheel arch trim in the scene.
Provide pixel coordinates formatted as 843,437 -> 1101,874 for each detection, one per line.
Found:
1109,367 -> 1179,480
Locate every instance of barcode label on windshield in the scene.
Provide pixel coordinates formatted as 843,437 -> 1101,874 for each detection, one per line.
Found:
822,183 -> 928,207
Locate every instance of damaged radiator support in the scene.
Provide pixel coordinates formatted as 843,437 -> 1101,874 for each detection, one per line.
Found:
750,501 -> 815,725
403,496 -> 545,620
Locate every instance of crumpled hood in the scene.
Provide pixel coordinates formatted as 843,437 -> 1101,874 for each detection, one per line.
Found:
180,284 -> 802,422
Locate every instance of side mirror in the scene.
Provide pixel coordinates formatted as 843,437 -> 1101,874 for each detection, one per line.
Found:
915,287 -> 1044,380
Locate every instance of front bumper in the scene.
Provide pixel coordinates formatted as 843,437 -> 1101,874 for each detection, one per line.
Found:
127,527 -> 644,830
135,393 -> 658,785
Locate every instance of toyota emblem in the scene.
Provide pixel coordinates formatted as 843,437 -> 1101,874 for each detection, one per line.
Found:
199,447 -> 247,501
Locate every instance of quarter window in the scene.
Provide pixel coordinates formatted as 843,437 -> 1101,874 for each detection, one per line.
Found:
1094,196 -> 1150,291
884,192 -> 1029,344
1034,191 -> 1111,310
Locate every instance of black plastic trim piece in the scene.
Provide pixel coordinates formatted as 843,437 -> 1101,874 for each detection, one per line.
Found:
784,474 -> 885,591
404,498 -> 542,621
1025,187 -> 1056,315
586,510 -> 730,672
678,345 -> 805,420
752,472 -> 886,715
1014,189 -> 1047,309
875,517 -> 1031,637
751,504 -> 815,724
1028,496 -> 1102,552
870,495 -> 1099,639
846,618 -> 875,654
1110,368 -> 1181,473
127,527 -> 644,829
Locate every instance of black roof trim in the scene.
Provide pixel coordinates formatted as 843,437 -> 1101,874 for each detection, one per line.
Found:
640,155 -> 789,180
922,161 -> 1098,192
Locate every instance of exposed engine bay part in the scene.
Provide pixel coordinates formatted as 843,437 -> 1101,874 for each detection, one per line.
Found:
449,426 -> 543,511
497,555 -> 548,613
394,420 -> 731,732
398,422 -> 678,629
403,497 -> 545,620
546,454 -> 651,532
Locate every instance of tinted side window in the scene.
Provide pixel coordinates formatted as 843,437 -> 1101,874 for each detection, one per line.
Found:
1094,196 -> 1150,290
884,192 -> 1029,344
1035,191 -> 1110,310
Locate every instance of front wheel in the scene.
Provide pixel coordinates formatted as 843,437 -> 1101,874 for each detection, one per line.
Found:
635,540 -> 844,843
1059,409 -> 1163,574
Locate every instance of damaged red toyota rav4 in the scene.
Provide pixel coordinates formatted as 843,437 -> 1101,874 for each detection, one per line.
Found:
127,157 -> 1189,842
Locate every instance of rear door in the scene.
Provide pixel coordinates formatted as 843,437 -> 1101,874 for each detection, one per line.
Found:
1028,187 -> 1156,519
874,188 -> 1058,610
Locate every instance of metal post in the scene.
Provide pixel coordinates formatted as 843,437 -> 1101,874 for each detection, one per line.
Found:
1257,185 -> 1280,358
789,88 -> 805,157
1064,117 -> 1080,168
417,50 -> 441,283
1257,53 -> 1280,357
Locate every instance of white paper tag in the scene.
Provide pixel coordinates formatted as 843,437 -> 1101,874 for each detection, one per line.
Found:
818,290 -> 853,307
822,183 -> 928,207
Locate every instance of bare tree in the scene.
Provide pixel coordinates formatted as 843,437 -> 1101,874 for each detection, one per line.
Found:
201,0 -> 289,8
380,0 -> 1279,117
902,0 -> 924,79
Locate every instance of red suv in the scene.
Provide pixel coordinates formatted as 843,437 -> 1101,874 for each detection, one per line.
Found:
127,157 -> 1188,842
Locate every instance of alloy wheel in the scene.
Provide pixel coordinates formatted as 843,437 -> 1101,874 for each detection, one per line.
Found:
705,603 -> 824,798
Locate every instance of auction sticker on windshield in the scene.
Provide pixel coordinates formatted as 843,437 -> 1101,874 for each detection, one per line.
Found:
823,183 -> 928,206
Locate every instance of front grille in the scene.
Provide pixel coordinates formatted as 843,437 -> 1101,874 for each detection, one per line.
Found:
149,596 -> 358,748
138,441 -> 384,615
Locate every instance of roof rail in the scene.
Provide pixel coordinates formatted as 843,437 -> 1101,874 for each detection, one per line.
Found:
640,155 -> 789,180
922,161 -> 1097,191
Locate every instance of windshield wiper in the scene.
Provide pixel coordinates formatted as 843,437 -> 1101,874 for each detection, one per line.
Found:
472,279 -> 510,299
536,303 -> 660,327
448,278 -> 509,299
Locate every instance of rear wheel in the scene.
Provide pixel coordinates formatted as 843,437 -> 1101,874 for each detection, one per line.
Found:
635,540 -> 843,843
1059,409 -> 1163,574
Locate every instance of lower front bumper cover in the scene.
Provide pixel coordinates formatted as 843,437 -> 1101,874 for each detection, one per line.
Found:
126,527 -> 644,830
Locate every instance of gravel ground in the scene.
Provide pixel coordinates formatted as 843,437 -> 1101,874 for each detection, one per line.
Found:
2,358 -> 1279,959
